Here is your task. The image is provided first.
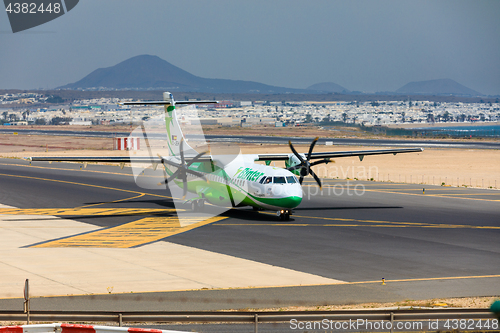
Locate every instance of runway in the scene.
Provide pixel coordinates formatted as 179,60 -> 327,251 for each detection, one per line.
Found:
0,158 -> 499,311
1,128 -> 499,149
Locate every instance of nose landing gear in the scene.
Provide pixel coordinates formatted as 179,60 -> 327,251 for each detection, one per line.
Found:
190,199 -> 205,212
277,209 -> 292,221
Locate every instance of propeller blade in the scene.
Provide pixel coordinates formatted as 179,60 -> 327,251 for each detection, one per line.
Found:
181,175 -> 188,200
288,137 -> 322,189
179,139 -> 185,165
310,159 -> 329,167
186,169 -> 208,182
159,164 -> 169,188
288,141 -> 305,164
311,169 -> 322,189
307,137 -> 319,161
300,167 -> 308,177
165,168 -> 182,183
186,150 -> 207,167
287,165 -> 303,171
159,156 -> 182,168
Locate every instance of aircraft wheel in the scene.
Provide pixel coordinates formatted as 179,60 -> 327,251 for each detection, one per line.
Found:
277,210 -> 290,221
191,200 -> 198,212
198,199 -> 205,210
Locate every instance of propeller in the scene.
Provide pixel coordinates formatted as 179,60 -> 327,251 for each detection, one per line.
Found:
287,137 -> 329,188
158,139 -> 208,199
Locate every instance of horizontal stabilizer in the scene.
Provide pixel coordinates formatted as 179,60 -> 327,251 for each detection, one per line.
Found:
25,155 -> 212,163
123,100 -> 218,106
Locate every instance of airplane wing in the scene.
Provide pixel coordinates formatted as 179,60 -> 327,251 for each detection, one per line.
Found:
25,156 -> 212,163
25,156 -> 165,170
26,148 -> 422,164
255,147 -> 423,162
26,156 -> 157,163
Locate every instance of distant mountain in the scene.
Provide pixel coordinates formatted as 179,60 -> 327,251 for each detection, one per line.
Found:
395,79 -> 482,96
307,82 -> 350,93
58,55 -> 307,94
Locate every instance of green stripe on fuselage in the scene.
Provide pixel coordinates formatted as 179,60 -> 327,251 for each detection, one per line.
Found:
169,162 -> 301,210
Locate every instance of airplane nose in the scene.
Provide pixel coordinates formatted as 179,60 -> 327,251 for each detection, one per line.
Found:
270,184 -> 302,208
280,186 -> 302,208
273,195 -> 302,209
286,195 -> 302,208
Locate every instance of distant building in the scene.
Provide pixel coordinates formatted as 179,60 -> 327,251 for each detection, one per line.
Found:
70,117 -> 92,125
215,101 -> 234,108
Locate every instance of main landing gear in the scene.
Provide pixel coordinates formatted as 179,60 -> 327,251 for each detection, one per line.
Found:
190,199 -> 205,212
277,209 -> 292,221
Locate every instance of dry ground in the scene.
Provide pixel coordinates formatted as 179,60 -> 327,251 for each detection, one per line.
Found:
246,296 -> 499,311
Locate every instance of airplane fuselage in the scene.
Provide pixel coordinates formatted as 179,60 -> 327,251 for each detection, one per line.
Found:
168,157 -> 303,211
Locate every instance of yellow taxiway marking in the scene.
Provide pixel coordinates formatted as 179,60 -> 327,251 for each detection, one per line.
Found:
346,274 -> 500,285
0,162 -> 157,179
219,214 -> 500,230
430,192 -> 500,196
0,172 -> 172,199
301,183 -> 500,202
0,168 -> 228,247
32,215 -> 226,248
77,193 -> 147,209
361,188 -> 500,202
18,273 -> 499,299
0,207 -> 174,216
217,223 -> 500,229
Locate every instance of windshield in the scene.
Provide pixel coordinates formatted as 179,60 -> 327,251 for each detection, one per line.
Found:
274,176 -> 286,184
286,176 -> 297,183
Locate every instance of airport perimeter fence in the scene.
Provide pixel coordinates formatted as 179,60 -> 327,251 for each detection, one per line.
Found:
361,125 -> 500,138
372,174 -> 498,189
0,308 -> 497,333
313,172 -> 498,190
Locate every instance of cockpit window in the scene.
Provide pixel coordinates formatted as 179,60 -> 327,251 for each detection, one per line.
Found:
274,176 -> 286,184
259,176 -> 267,184
286,176 -> 296,184
264,177 -> 272,184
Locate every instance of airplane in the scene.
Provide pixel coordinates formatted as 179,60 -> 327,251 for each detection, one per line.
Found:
27,92 -> 423,221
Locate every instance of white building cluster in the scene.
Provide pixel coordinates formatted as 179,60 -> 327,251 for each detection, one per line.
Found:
193,100 -> 500,127
1,93 -> 499,128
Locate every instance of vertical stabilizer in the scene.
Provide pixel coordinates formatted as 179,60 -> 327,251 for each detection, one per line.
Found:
123,92 -> 217,157
163,92 -> 195,157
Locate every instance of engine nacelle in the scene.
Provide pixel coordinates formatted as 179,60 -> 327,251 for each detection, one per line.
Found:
285,154 -> 304,176
201,188 -> 232,206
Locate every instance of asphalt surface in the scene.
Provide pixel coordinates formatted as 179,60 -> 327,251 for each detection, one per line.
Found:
0,158 -> 499,312
1,128 -> 499,149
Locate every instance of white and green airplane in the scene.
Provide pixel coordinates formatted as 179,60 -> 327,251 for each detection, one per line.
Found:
28,92 -> 423,220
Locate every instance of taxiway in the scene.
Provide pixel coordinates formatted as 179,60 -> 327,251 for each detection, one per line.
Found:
0,158 -> 498,311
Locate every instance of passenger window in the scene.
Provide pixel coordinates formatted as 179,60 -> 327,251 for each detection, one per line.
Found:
274,176 -> 286,184
286,176 -> 296,184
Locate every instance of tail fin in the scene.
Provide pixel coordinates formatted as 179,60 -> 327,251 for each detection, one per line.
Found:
163,92 -> 193,157
123,92 -> 218,157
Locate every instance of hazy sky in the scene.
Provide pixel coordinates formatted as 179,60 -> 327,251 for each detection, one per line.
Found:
1,0 -> 499,95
